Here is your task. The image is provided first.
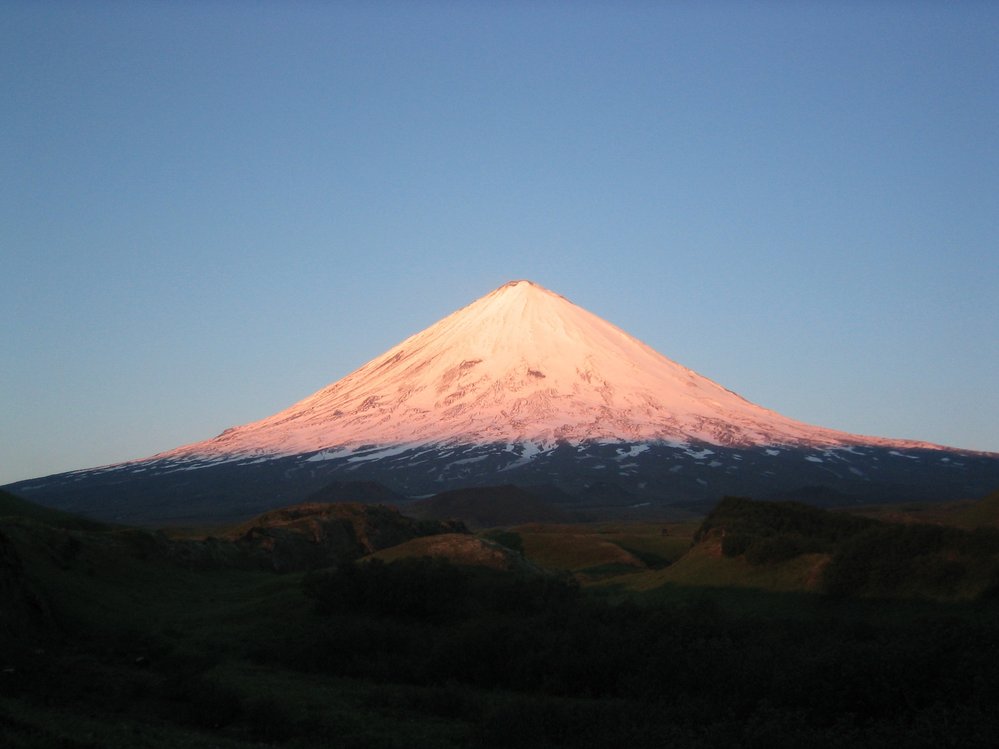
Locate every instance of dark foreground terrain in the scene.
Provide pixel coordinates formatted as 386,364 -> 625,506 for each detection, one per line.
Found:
2,488 -> 999,748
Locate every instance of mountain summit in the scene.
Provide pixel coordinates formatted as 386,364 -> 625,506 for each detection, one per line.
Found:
160,279 -> 926,461
8,280 -> 998,524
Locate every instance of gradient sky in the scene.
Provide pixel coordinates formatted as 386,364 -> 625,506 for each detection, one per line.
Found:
3,2 -> 998,486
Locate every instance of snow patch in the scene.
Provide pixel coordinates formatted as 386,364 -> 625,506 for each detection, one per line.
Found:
346,445 -> 413,463
447,456 -> 489,467
616,445 -> 650,459
305,447 -> 355,462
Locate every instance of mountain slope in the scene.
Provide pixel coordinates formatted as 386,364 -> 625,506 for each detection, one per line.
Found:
0,489 -> 109,531
6,280 -> 998,524
408,485 -> 575,529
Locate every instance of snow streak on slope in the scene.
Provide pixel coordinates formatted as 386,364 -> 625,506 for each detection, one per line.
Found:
157,280 -> 937,462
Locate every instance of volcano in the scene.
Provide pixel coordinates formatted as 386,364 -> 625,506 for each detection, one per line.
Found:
8,280 -> 999,524
158,280 -> 931,455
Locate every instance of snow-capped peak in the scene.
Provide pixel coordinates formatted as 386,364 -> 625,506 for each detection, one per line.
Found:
157,280 -> 937,461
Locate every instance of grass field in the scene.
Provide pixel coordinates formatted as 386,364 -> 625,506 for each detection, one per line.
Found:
506,521 -> 696,580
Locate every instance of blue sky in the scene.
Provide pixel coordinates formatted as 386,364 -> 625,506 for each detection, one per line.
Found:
3,2 -> 997,485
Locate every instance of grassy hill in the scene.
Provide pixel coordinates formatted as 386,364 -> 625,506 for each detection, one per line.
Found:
505,521 -> 694,582
367,533 -> 540,573
224,501 -> 466,572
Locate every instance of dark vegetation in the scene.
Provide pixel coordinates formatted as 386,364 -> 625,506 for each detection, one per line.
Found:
295,559 -> 999,747
702,495 -> 999,599
481,528 -> 525,553
303,557 -> 577,622
824,522 -> 999,599
848,488 -> 999,530
699,495 -> 878,555
2,489 -> 999,747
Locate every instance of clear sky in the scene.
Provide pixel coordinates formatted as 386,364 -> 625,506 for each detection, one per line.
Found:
2,1 -> 997,486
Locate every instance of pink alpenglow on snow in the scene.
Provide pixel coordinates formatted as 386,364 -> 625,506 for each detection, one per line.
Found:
158,280 -> 940,462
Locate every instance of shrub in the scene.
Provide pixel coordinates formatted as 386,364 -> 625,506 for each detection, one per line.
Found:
482,529 -> 524,554
697,496 -> 875,549
721,533 -> 751,557
177,676 -> 243,729
304,557 -> 469,621
303,557 -> 578,623
745,534 -> 803,565
821,522 -> 993,598
242,694 -> 297,741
